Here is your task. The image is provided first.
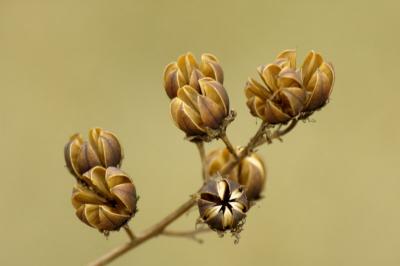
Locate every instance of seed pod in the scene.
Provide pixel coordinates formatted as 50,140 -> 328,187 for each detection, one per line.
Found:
245,49 -> 306,125
198,178 -> 249,232
169,77 -> 230,137
71,166 -> 137,232
238,154 -> 266,201
163,52 -> 224,99
301,50 -> 335,112
64,128 -> 122,177
205,148 -> 267,201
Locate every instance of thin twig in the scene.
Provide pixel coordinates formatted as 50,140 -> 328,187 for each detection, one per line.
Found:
220,133 -> 239,159
89,198 -> 197,266
195,141 -> 207,180
257,119 -> 298,147
123,225 -> 135,241
162,228 -> 211,243
220,119 -> 298,176
273,119 -> 298,138
89,119 -> 299,266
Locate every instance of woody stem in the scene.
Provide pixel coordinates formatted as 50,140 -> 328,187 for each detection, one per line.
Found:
89,119 -> 298,266
220,132 -> 239,159
162,227 -> 211,243
123,225 -> 136,241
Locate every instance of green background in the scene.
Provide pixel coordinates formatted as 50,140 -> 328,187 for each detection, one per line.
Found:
1,0 -> 399,265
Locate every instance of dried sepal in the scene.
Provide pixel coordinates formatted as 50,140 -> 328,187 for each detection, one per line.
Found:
238,154 -> 267,201
301,51 -> 335,112
200,53 -> 224,84
89,128 -> 123,168
264,100 -> 292,124
199,77 -> 229,114
170,97 -> 206,136
276,49 -> 296,68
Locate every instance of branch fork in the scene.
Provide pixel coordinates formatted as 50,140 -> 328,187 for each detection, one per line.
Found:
89,114 -> 298,266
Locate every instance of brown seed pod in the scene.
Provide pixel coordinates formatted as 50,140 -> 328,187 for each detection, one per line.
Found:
245,49 -> 335,123
245,49 -> 306,125
71,166 -> 137,232
169,77 -> 230,137
163,52 -> 224,99
64,128 -> 123,178
205,148 -> 267,201
197,178 -> 249,232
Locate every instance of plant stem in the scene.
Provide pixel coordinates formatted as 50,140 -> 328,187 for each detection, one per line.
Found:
195,141 -> 207,180
220,119 -> 298,175
220,133 -> 239,159
89,119 -> 298,266
123,225 -> 135,241
89,198 -> 197,266
162,228 -> 211,243
257,119 -> 298,147
273,119 -> 298,138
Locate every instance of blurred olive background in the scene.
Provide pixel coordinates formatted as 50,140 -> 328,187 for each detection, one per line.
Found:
0,0 -> 399,265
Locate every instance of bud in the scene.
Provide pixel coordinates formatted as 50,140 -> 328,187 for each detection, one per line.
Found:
197,178 -> 249,232
170,77 -> 229,137
64,128 -> 122,177
71,166 -> 137,232
163,52 -> 224,99
205,148 -> 267,201
301,50 -> 335,112
245,49 -> 306,124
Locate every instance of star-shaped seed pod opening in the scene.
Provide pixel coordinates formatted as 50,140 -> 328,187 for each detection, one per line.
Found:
198,178 -> 249,232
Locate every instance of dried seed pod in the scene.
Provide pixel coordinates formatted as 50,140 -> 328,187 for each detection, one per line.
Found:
238,154 -> 266,201
163,52 -> 224,99
205,148 -> 267,201
198,178 -> 249,232
71,166 -> 137,232
245,49 -> 306,125
301,50 -> 335,112
169,77 -> 230,137
64,128 -> 122,177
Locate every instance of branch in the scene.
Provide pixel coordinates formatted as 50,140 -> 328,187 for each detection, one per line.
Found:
89,198 -> 197,266
220,132 -> 239,159
162,227 -> 211,243
123,225 -> 135,241
89,119 -> 298,266
273,119 -> 298,139
257,119 -> 298,147
220,119 -> 298,176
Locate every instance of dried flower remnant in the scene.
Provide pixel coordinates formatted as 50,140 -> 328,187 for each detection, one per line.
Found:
163,52 -> 224,99
64,128 -> 122,178
245,49 -> 335,123
72,166 -> 137,232
197,178 -> 249,232
205,148 -> 267,201
170,77 -> 230,137
245,50 -> 306,124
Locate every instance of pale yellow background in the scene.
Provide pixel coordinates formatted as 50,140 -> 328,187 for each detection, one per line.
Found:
0,0 -> 399,265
